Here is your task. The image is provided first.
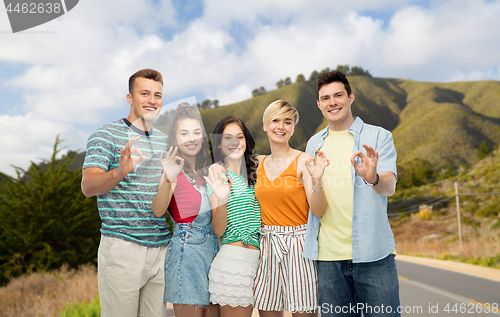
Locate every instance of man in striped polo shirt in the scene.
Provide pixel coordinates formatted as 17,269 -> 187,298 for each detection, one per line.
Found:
81,69 -> 170,316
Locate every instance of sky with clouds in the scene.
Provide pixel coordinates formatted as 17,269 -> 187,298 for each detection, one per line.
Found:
0,0 -> 499,176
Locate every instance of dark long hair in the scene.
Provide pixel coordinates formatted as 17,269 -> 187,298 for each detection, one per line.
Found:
211,117 -> 258,186
167,103 -> 210,178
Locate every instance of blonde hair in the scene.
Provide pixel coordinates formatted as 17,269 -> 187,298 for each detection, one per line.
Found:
262,100 -> 299,125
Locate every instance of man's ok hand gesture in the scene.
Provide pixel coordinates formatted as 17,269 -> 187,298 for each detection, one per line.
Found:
117,136 -> 147,178
351,144 -> 378,185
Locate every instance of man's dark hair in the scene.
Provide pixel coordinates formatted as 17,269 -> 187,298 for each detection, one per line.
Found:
316,71 -> 352,100
128,69 -> 163,93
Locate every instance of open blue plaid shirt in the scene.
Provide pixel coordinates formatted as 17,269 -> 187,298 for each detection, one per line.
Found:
303,117 -> 397,263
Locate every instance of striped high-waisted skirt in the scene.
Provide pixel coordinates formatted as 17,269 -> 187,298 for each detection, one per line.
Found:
253,224 -> 318,313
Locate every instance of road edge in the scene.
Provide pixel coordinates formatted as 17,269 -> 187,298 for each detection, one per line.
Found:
396,254 -> 500,282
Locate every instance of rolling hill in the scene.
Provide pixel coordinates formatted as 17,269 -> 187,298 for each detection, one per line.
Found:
156,76 -> 500,170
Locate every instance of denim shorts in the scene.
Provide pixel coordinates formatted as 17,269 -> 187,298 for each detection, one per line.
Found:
164,185 -> 220,305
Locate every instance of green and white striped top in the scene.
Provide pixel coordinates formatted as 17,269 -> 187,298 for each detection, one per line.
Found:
207,170 -> 261,249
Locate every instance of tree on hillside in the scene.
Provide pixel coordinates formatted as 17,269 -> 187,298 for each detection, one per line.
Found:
296,74 -> 305,82
350,66 -> 372,77
284,77 -> 292,86
335,65 -> 350,74
200,99 -> 220,110
320,67 -> 331,74
201,99 -> 210,110
309,70 -> 319,81
276,79 -> 284,88
252,86 -> 267,97
0,137 -> 101,285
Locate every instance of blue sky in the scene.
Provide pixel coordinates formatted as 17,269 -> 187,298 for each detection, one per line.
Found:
0,0 -> 500,175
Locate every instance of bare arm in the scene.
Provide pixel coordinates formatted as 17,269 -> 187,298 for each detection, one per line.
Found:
151,146 -> 184,217
210,194 -> 228,237
81,167 -> 127,197
369,172 -> 396,196
152,177 -> 176,217
301,151 -> 330,217
205,165 -> 231,237
351,144 -> 397,196
81,136 -> 145,197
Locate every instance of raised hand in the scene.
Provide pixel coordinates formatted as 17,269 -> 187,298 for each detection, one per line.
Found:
305,150 -> 330,180
351,144 -> 378,184
205,164 -> 231,204
117,136 -> 147,177
160,146 -> 184,183
211,162 -> 228,178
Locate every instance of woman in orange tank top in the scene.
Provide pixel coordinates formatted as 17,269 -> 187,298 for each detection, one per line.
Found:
253,100 -> 329,317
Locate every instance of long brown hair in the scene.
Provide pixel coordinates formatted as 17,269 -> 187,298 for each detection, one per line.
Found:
167,103 -> 211,178
211,117 -> 258,186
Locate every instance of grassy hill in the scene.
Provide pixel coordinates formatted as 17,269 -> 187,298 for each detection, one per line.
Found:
156,76 -> 500,171
388,146 -> 500,266
388,145 -> 500,217
197,80 -> 322,154
392,80 -> 500,169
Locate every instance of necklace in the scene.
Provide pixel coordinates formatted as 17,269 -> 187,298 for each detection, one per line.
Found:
184,171 -> 198,185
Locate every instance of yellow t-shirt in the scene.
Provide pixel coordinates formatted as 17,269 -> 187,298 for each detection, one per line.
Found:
318,129 -> 355,260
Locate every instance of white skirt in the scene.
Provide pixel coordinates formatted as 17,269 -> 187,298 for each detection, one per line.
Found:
208,244 -> 260,307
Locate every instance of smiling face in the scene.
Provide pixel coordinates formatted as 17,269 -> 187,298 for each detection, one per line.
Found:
175,118 -> 204,159
264,117 -> 294,143
317,81 -> 355,131
126,77 -> 163,126
220,123 -> 246,160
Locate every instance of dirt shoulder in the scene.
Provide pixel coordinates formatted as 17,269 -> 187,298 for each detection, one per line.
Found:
397,254 -> 500,282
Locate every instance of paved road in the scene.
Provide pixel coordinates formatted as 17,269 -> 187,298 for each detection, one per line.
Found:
168,260 -> 499,316
397,259 -> 500,316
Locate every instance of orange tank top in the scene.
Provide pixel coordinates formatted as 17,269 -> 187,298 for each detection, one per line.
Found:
255,154 -> 309,226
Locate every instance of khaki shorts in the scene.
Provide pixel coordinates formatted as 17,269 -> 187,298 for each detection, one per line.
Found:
98,235 -> 168,317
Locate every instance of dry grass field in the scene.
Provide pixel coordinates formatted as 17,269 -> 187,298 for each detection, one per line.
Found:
1,216 -> 498,317
392,213 -> 500,264
0,264 -> 97,317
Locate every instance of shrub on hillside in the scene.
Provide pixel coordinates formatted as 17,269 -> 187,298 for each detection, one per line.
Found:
0,137 -> 100,285
478,140 -> 492,159
397,158 -> 434,189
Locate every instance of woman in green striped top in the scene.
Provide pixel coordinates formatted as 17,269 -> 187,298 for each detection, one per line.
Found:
205,117 -> 261,317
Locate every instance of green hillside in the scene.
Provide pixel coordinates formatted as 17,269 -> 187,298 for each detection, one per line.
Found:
198,80 -> 322,154
392,80 -> 500,169
389,145 -> 500,220
157,77 -> 500,170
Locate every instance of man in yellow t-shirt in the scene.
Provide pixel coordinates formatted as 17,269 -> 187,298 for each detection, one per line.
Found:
304,71 -> 400,317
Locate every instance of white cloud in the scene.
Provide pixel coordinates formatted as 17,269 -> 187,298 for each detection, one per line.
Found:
1,0 -> 500,175
448,68 -> 500,82
383,0 -> 500,72
0,113 -> 87,176
208,84 -> 252,105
